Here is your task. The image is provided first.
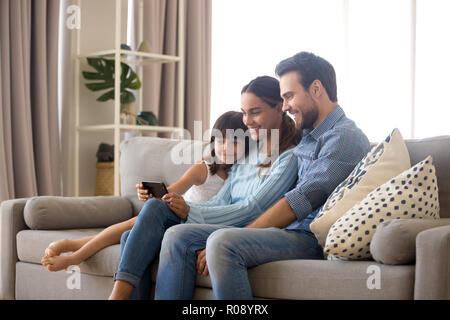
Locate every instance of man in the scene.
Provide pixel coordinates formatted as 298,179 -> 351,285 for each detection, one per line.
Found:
154,52 -> 371,299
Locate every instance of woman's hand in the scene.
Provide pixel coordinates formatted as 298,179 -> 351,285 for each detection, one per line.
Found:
196,248 -> 208,276
136,183 -> 153,202
162,192 -> 190,220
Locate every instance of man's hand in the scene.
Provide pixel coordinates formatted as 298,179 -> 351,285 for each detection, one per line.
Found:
196,249 -> 208,276
162,192 -> 190,220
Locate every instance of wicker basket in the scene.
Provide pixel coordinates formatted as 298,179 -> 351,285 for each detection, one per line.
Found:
95,162 -> 115,196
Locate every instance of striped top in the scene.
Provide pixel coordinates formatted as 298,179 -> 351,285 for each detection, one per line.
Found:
185,145 -> 298,227
285,105 -> 371,233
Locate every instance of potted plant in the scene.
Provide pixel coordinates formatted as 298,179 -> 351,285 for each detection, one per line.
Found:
82,57 -> 155,125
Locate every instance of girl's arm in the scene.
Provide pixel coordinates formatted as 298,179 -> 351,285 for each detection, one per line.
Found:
167,161 -> 208,195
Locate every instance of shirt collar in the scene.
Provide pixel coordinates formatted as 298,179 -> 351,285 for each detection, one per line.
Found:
302,105 -> 345,142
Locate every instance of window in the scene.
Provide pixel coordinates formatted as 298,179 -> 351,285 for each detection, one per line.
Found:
211,0 -> 449,141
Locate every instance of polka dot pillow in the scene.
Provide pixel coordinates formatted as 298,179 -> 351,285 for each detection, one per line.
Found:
310,129 -> 410,247
324,156 -> 440,260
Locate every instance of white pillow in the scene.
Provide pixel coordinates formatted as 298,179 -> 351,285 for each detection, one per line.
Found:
310,128 -> 411,247
324,156 -> 440,260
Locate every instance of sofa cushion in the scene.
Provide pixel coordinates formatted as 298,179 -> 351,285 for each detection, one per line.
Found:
311,129 -> 411,247
23,196 -> 133,230
16,229 -> 120,277
370,218 -> 450,265
325,156 -> 440,260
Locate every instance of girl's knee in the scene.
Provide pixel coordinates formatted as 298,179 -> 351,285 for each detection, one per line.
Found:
139,198 -> 169,221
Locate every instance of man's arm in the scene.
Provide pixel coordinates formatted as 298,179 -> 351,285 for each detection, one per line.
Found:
246,197 -> 296,228
247,128 -> 370,229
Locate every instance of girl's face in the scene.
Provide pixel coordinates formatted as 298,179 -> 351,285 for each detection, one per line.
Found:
241,92 -> 283,140
214,137 -> 246,164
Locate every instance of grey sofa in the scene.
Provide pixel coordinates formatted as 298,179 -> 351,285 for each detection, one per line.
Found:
1,135 -> 449,300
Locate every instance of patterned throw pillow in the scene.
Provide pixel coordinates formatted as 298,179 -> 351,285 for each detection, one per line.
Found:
310,129 -> 411,247
324,156 -> 440,260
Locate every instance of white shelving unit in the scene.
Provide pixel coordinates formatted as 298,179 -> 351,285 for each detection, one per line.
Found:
74,0 -> 185,196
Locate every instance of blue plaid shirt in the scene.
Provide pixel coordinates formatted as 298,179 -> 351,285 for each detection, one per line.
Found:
285,105 -> 370,233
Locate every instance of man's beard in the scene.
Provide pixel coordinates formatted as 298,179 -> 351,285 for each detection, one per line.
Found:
299,105 -> 319,130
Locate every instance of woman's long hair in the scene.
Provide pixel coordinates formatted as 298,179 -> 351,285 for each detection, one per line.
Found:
241,76 -> 301,169
208,111 -> 250,175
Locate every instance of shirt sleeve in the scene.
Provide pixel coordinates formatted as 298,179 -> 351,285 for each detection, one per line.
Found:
285,128 -> 370,222
185,149 -> 299,227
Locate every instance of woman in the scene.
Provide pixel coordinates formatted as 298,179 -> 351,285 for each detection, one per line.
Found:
109,76 -> 301,300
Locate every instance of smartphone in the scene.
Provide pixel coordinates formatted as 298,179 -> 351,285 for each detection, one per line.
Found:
141,180 -> 169,198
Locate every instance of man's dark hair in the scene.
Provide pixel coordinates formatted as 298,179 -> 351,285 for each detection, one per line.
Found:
275,52 -> 338,102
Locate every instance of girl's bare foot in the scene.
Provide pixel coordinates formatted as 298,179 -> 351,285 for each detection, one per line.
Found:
43,239 -> 72,258
41,254 -> 79,272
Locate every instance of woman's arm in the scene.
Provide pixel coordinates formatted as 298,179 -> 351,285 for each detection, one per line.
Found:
186,149 -> 299,227
167,161 -> 208,195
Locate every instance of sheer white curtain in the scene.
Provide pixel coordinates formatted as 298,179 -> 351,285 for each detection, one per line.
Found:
211,0 -> 449,141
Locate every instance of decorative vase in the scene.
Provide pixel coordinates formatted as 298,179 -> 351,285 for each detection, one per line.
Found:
120,101 -> 136,125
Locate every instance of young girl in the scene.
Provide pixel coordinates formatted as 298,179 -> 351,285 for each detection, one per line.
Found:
41,111 -> 249,272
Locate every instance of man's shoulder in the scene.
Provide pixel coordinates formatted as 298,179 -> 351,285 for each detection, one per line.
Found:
321,118 -> 369,144
317,119 -> 370,159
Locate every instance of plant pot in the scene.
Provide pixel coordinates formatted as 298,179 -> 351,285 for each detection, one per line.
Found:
120,101 -> 136,125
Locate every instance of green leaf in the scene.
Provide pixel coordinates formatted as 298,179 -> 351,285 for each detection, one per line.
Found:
85,81 -> 114,91
82,57 -> 141,103
97,89 -> 115,102
82,71 -> 106,80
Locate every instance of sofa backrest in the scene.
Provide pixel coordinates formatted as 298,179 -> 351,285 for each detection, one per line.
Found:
120,136 -> 208,216
120,135 -> 450,218
404,136 -> 450,218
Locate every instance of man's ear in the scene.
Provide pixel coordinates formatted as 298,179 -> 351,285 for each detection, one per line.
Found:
310,80 -> 322,97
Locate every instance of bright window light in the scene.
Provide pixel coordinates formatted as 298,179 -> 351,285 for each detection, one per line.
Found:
211,0 -> 449,141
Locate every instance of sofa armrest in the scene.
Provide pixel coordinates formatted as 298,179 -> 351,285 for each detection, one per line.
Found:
414,225 -> 450,300
24,196 -> 133,230
370,218 -> 450,265
0,198 -> 29,300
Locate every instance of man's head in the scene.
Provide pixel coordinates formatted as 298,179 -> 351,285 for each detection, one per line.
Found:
275,52 -> 337,130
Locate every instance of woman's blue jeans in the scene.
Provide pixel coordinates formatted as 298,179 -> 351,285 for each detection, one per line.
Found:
115,198 -> 181,299
154,224 -> 324,300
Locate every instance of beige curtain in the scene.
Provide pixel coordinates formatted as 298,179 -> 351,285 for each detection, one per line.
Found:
134,0 -> 212,135
0,0 -> 61,202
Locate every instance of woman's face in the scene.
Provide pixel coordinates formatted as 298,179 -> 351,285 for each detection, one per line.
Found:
214,137 -> 246,164
241,92 -> 283,140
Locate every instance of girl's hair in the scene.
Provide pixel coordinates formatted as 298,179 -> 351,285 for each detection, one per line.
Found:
208,111 -> 250,175
241,76 -> 301,168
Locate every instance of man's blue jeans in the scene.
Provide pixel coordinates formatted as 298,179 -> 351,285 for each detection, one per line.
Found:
154,224 -> 324,299
115,198 -> 181,299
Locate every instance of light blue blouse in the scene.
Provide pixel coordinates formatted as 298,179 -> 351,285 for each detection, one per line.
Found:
185,145 -> 298,227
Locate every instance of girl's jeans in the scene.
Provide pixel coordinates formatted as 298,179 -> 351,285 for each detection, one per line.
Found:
115,198 -> 181,299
